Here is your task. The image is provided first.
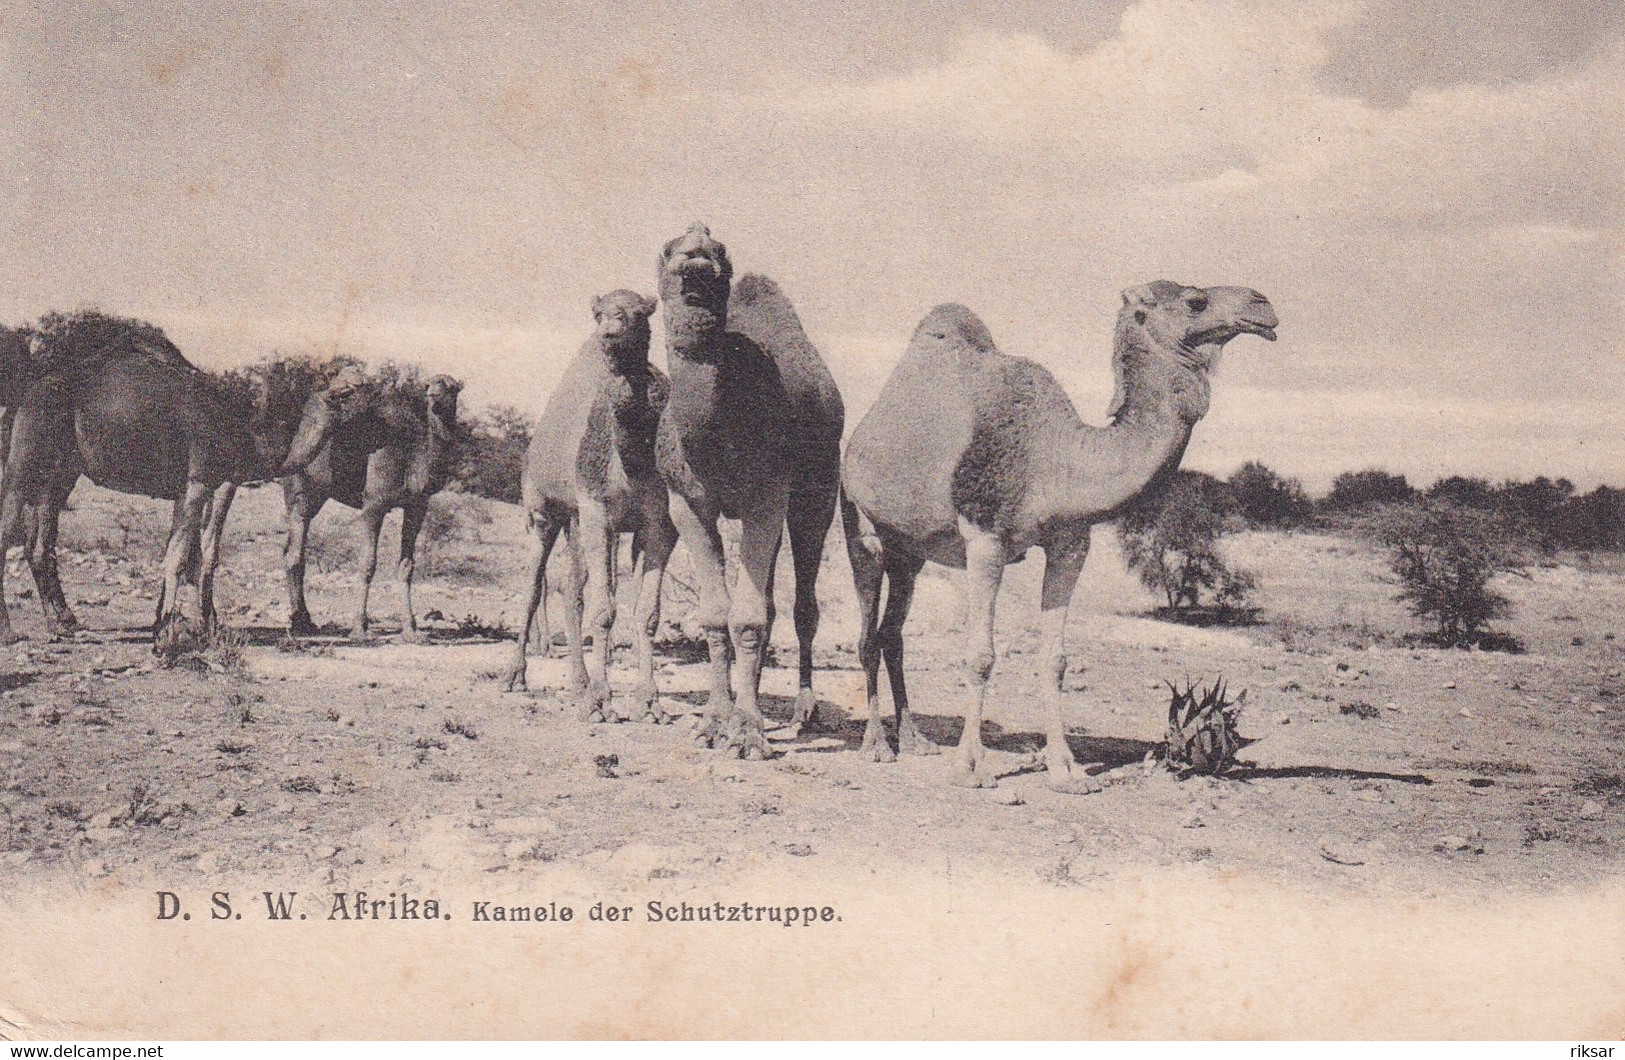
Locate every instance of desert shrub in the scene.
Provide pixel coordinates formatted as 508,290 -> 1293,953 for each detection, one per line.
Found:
1425,475 -> 1498,510
454,405 -> 530,504
1369,500 -> 1528,649
1320,468 -> 1417,515
418,491 -> 497,581
1228,460 -> 1313,528
1118,471 -> 1257,613
1554,486 -> 1625,551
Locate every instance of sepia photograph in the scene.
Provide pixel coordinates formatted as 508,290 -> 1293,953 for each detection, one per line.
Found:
0,0 -> 1621,1042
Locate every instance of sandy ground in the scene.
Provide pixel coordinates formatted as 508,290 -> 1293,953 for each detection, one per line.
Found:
1,482 -> 1622,1038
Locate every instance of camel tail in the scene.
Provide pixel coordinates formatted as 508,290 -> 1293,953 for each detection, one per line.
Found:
838,488 -> 883,561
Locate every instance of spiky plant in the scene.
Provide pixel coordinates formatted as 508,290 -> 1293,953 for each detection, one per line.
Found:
1164,678 -> 1250,776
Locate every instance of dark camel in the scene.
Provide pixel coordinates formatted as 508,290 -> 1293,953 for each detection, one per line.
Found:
841,282 -> 1279,790
285,373 -> 463,642
0,326 -> 368,648
0,315 -> 200,640
654,223 -> 844,759
501,290 -> 677,723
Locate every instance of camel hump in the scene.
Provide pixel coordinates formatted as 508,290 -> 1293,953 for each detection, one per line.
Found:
914,304 -> 997,356
728,273 -> 844,445
729,274 -> 806,339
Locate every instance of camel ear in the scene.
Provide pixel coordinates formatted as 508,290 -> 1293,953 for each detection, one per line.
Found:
637,294 -> 657,318
1121,285 -> 1155,308
591,294 -> 608,320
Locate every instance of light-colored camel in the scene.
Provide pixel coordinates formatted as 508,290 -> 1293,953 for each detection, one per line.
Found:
501,290 -> 678,724
0,331 -> 365,649
654,223 -> 795,760
840,281 -> 1278,791
280,368 -> 464,642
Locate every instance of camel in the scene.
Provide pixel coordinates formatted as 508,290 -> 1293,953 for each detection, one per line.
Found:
653,223 -> 799,759
0,315 -> 198,640
725,274 -> 845,735
500,290 -> 677,723
840,281 -> 1278,791
279,368 -> 464,642
0,326 -> 369,648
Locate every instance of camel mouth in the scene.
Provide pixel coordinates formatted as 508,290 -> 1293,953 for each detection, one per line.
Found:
1188,318 -> 1277,346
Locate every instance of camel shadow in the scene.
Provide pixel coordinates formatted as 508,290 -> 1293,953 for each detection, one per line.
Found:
0,671 -> 39,691
1228,764 -> 1434,785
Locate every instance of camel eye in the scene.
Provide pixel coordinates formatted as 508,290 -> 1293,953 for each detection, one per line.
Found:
1187,296 -> 1208,313
930,330 -> 946,340
1133,310 -> 1147,325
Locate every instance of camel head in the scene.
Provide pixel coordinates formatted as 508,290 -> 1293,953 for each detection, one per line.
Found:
1108,281 -> 1278,422
278,364 -> 377,475
423,373 -> 462,430
591,290 -> 657,368
657,222 -> 732,320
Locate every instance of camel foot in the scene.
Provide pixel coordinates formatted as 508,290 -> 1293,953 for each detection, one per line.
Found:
500,659 -> 528,693
349,625 -> 378,644
288,614 -> 319,637
725,714 -> 771,761
399,627 -> 430,645
950,751 -> 999,789
46,612 -> 80,638
576,681 -> 612,723
1044,756 -> 1103,795
898,715 -> 941,756
790,689 -> 822,733
692,708 -> 732,749
619,684 -> 671,725
859,720 -> 896,764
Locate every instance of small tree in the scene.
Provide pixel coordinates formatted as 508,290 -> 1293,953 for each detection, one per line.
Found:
1321,468 -> 1417,514
453,405 -> 531,504
1229,460 -> 1313,528
1371,501 -> 1527,648
1119,471 -> 1257,614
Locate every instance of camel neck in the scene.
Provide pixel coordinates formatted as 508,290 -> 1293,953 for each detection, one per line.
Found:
1047,335 -> 1209,519
663,304 -> 726,364
1109,328 -> 1212,427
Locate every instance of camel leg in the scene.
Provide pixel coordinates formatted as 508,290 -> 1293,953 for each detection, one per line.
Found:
282,482 -> 320,636
847,515 -> 893,763
576,498 -> 616,722
0,484 -> 29,646
785,484 -> 837,735
626,511 -> 677,724
397,500 -> 429,644
197,483 -> 237,634
881,553 -> 937,755
668,494 -> 736,749
504,512 -> 560,693
351,505 -> 388,641
152,496 -> 186,630
727,509 -> 783,761
31,480 -> 78,638
528,573 -> 554,655
559,516 -> 589,694
1038,535 -> 1101,795
155,479 -> 211,654
952,520 -> 1005,788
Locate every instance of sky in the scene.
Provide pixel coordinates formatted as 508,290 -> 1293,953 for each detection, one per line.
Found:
3,0 -> 1621,492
